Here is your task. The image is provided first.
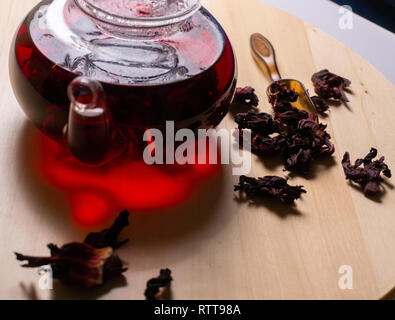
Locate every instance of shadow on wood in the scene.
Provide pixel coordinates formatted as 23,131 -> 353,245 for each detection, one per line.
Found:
19,275 -> 127,300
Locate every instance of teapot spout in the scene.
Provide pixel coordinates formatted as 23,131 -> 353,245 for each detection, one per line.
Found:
66,76 -> 126,165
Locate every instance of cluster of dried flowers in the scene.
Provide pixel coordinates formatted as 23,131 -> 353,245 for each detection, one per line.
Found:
233,78 -> 391,200
232,82 -> 334,204
234,175 -> 306,204
235,82 -> 335,174
342,148 -> 392,196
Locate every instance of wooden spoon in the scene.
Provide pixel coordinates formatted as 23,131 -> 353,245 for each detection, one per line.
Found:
250,32 -> 318,117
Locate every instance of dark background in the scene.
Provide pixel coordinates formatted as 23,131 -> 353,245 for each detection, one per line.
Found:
331,0 -> 395,33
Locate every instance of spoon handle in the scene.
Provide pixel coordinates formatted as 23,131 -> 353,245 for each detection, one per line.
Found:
250,33 -> 281,82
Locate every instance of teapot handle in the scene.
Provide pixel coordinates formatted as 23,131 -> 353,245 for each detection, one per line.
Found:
66,76 -> 127,165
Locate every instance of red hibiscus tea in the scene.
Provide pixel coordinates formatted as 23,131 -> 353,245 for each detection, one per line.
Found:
10,0 -> 236,222
10,0 -> 237,155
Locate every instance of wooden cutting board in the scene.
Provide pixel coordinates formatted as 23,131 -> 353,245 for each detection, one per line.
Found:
0,0 -> 394,299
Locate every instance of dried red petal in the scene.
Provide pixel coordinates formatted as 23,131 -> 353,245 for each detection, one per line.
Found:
312,69 -> 351,102
145,269 -> 173,300
235,110 -> 277,135
342,148 -> 392,197
84,210 -> 130,249
311,96 -> 329,113
268,82 -> 299,106
234,86 -> 259,108
234,175 -> 306,204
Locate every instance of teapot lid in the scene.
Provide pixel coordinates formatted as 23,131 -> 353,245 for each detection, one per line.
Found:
29,0 -> 223,84
75,0 -> 202,28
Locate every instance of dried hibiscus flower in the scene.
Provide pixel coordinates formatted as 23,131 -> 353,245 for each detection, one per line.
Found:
15,243 -> 126,288
15,211 -> 130,288
268,82 -> 299,106
235,110 -> 277,136
235,83 -> 335,174
235,175 -> 306,204
311,96 -> 329,113
145,268 -> 173,300
233,86 -> 259,108
311,69 -> 351,102
342,148 -> 392,196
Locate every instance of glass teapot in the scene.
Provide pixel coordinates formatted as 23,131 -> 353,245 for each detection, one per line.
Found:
10,0 -> 237,165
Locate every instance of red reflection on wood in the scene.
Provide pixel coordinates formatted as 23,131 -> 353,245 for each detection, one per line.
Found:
35,133 -> 220,227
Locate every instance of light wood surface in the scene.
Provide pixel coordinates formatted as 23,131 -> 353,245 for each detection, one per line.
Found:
1,0 -> 395,300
